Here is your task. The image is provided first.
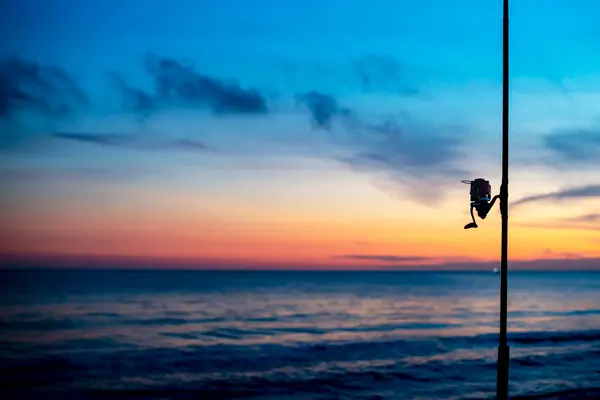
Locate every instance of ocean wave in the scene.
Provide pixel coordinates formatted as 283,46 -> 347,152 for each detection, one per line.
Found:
2,329 -> 598,378
2,346 -> 599,400
512,387 -> 600,400
2,270 -> 600,399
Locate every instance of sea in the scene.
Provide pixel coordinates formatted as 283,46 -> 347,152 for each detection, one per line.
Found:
1,270 -> 599,400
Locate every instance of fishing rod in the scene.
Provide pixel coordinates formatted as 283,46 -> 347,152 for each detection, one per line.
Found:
497,0 -> 510,397
461,1 -> 510,398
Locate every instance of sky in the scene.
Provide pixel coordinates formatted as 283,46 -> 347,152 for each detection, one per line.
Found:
1,0 -> 600,270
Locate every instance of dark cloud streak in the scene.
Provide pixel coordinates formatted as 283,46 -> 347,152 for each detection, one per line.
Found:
516,213 -> 600,232
112,55 -> 270,117
0,57 -> 89,119
565,213 -> 600,224
295,91 -> 353,130
52,132 -> 130,147
51,132 -> 211,152
543,128 -> 600,164
513,185 -> 600,207
145,54 -> 269,114
517,222 -> 600,232
0,166 -> 147,183
336,254 -> 430,262
108,71 -> 154,117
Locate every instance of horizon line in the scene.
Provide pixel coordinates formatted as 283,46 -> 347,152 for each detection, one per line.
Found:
2,267 -> 600,273
1,252 -> 599,271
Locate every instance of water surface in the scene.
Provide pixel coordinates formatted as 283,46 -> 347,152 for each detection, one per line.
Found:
1,270 -> 599,399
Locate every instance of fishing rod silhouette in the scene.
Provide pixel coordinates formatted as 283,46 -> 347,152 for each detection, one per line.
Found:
461,179 -> 500,229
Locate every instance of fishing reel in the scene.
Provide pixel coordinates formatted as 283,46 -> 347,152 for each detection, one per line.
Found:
461,178 -> 500,229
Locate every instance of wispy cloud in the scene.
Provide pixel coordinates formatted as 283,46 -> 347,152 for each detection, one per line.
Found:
516,212 -> 600,232
169,139 -> 210,151
0,166 -> 147,183
335,254 -> 430,263
541,249 -> 585,259
108,71 -> 155,117
517,222 -> 600,232
291,86 -> 466,200
543,128 -> 600,164
565,213 -> 600,224
51,132 -> 211,152
0,56 -> 89,119
52,132 -> 130,147
512,185 -> 600,207
338,118 -> 466,201
345,119 -> 464,173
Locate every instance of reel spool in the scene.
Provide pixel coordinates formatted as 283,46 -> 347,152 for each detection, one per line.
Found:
462,179 -> 492,203
462,178 -> 499,229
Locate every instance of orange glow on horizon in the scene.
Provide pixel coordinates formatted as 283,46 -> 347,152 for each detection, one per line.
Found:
3,216 -> 598,268
2,167 -> 599,269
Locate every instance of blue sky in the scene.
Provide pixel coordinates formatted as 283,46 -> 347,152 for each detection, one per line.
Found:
2,0 -> 600,266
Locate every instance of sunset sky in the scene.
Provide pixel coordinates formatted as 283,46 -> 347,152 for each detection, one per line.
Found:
1,0 -> 599,269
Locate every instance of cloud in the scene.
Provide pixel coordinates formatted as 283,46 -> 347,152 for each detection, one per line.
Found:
564,213 -> 600,224
52,132 -> 130,146
295,91 -> 354,129
335,254 -> 430,263
112,54 -> 269,117
145,54 -> 270,115
51,132 -> 211,152
0,56 -> 89,119
169,139 -> 210,151
2,54 -> 463,203
285,87 -> 466,200
517,222 -> 600,232
0,166 -> 148,184
291,89 -> 468,201
108,71 -> 154,117
553,213 -> 600,231
512,184 -> 600,207
338,118 -> 466,202
543,128 -> 600,164
516,213 -> 600,232
347,119 -> 463,172
542,249 -> 584,259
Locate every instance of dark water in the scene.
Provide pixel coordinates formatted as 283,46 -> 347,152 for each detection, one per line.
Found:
1,270 -> 600,399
